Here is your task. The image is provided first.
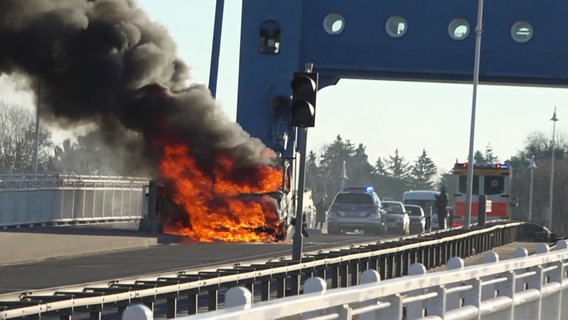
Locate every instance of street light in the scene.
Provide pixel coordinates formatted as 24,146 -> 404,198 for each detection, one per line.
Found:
548,107 -> 558,230
464,0 -> 484,230
33,79 -> 42,176
528,156 -> 536,221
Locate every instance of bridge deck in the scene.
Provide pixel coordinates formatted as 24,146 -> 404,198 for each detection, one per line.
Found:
0,222 -> 543,297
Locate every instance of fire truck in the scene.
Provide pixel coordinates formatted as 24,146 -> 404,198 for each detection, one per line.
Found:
452,162 -> 514,225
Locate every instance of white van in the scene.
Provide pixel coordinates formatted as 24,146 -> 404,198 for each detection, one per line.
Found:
402,190 -> 438,213
402,190 -> 439,228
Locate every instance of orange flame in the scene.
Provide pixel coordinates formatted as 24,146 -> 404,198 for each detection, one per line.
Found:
156,142 -> 285,242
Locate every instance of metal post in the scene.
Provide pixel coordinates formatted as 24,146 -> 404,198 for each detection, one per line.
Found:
477,194 -> 486,226
548,108 -> 558,230
528,156 -> 536,221
208,0 -> 225,97
465,0 -> 484,230
33,80 -> 41,175
292,127 -> 308,261
339,160 -> 348,191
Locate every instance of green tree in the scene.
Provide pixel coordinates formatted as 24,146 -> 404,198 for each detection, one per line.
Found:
473,150 -> 485,164
507,131 -> 568,232
472,144 -> 500,165
407,149 -> 437,190
349,144 -> 375,186
386,149 -> 410,180
305,150 -> 328,200
367,149 -> 411,200
373,157 -> 389,176
318,135 -> 356,197
483,144 -> 499,163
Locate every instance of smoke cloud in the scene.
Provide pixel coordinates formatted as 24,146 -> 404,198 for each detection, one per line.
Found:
0,0 -> 272,176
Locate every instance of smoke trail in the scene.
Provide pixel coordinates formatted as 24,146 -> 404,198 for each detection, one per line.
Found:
0,0 -> 272,176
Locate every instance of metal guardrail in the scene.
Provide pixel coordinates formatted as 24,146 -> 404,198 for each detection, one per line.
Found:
0,174 -> 150,227
150,240 -> 567,320
0,222 -> 530,319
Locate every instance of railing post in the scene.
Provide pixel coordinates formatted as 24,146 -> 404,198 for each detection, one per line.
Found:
555,240 -> 568,320
359,270 -> 381,320
261,279 -> 271,301
513,247 -> 529,292
463,278 -> 482,313
187,290 -> 199,315
446,256 -> 465,310
427,285 -> 447,318
406,263 -> 427,319
481,251 -> 499,300
208,289 -> 219,311
166,296 -> 178,319
302,277 -> 327,319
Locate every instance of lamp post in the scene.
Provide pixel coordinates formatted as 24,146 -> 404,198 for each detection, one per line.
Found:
464,0 -> 484,230
548,107 -> 558,230
528,156 -> 536,222
32,80 -> 42,176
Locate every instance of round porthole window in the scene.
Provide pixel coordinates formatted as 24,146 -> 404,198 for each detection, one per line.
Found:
511,21 -> 533,43
323,13 -> 345,35
385,16 -> 408,38
448,18 -> 470,40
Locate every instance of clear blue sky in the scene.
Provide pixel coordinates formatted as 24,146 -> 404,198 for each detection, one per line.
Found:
3,0 -> 568,175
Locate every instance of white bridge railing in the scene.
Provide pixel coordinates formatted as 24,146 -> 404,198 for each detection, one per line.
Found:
125,240 -> 568,320
0,173 -> 149,227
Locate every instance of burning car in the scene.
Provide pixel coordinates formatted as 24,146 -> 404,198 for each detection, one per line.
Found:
156,182 -> 292,242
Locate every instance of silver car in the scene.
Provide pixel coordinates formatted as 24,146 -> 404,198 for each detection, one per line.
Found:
404,204 -> 426,234
381,201 -> 410,235
326,187 -> 387,235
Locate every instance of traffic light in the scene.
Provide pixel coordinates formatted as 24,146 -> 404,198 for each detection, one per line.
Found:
290,71 -> 318,127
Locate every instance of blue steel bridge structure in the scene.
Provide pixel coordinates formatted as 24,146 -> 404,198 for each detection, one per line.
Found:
227,0 -> 568,162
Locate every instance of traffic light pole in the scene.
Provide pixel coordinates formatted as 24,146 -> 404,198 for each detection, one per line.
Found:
291,63 -> 316,262
292,127 -> 308,261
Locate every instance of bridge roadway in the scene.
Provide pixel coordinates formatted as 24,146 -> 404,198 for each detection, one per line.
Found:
0,222 -> 403,296
0,222 -> 542,299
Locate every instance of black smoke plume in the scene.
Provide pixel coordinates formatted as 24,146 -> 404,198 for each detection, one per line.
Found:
0,0 -> 273,176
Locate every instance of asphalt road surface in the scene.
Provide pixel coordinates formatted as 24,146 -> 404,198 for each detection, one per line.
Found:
1,222 -> 541,297
0,223 -> 391,295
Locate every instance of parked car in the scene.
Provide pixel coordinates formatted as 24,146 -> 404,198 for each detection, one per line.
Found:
404,204 -> 426,234
381,200 -> 410,235
326,186 -> 387,235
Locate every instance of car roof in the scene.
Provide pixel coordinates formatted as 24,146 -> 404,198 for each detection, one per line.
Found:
332,191 -> 376,204
381,200 -> 404,205
341,186 -> 377,193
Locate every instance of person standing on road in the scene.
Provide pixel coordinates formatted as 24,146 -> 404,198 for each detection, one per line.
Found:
315,198 -> 327,229
435,186 -> 449,229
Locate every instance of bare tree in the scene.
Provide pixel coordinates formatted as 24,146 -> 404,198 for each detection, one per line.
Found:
0,102 -> 54,172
